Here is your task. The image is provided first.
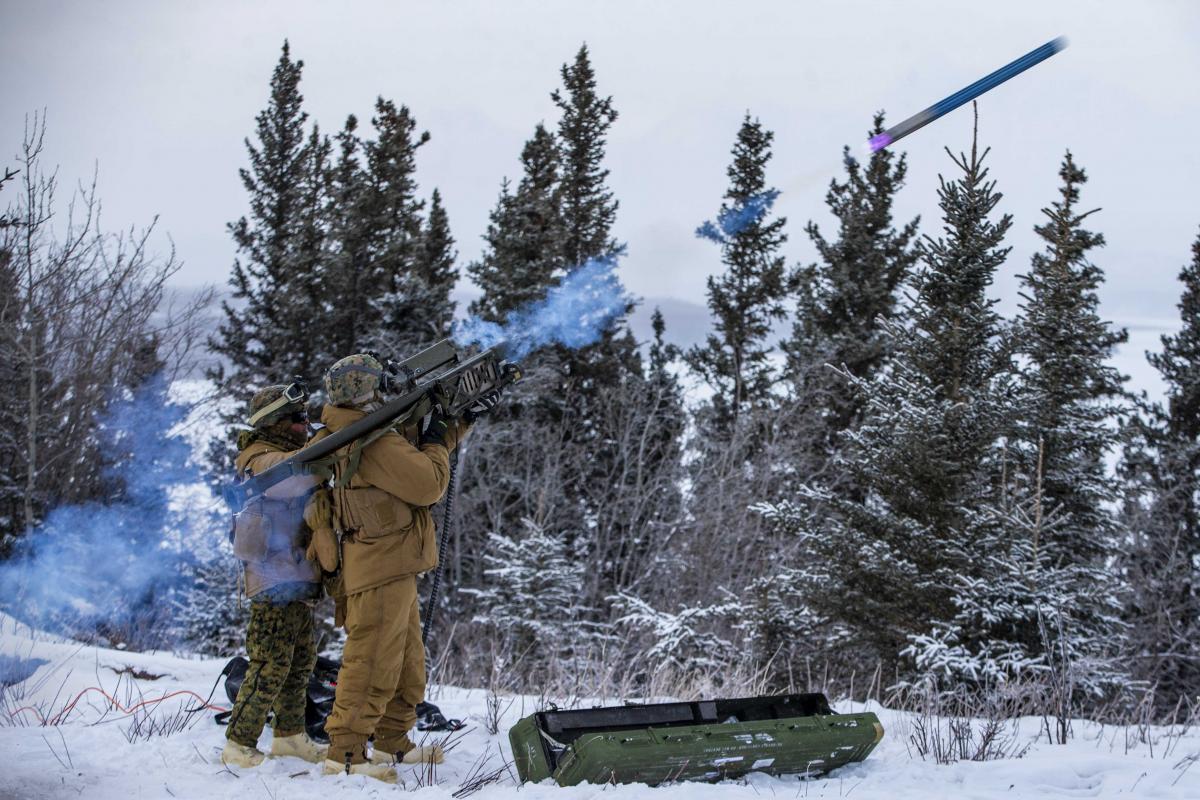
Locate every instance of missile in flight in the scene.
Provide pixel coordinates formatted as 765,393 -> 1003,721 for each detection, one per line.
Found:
868,36 -> 1068,153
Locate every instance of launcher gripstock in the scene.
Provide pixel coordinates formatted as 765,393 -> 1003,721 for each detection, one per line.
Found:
221,339 -> 522,511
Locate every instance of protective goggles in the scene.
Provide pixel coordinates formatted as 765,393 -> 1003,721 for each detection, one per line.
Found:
246,379 -> 309,427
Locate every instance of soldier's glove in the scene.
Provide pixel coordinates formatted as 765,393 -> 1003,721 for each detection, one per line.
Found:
419,411 -> 451,448
462,390 -> 502,424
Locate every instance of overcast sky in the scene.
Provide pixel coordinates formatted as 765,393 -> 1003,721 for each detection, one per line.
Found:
2,0 -> 1198,396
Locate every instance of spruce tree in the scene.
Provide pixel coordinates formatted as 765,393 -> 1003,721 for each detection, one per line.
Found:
206,41 -> 325,470
409,188 -> 458,343
844,152 -> 1131,697
1121,229 -> 1200,710
551,45 -> 640,385
322,114 -> 372,360
454,125 -> 569,606
612,592 -> 740,678
947,152 -> 1130,693
209,41 -> 314,383
735,118 -> 916,683
468,123 -> 564,323
784,114 -> 919,481
1150,232 -> 1200,439
670,118 -> 791,641
288,124 -> 332,369
757,111 -> 1014,671
1014,152 -> 1127,563
371,185 -> 458,353
550,46 -> 667,606
457,49 -> 681,616
685,114 -> 788,436
362,98 -> 432,353
466,518 -> 593,675
308,99 -> 443,362
552,44 -> 619,267
647,308 -> 686,441
460,122 -> 566,463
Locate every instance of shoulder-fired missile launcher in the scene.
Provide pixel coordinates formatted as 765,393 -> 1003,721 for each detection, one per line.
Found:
509,693 -> 883,787
221,339 -> 522,511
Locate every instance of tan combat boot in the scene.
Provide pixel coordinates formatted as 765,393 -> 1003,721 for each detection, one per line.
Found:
322,758 -> 399,784
222,740 -> 265,768
369,743 -> 445,766
403,744 -> 445,765
270,731 -> 326,763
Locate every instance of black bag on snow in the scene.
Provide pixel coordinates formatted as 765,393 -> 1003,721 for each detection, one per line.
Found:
219,654 -> 339,742
217,655 -> 462,740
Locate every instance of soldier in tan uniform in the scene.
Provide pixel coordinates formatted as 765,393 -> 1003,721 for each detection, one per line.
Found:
222,383 -> 327,768
316,354 -> 470,783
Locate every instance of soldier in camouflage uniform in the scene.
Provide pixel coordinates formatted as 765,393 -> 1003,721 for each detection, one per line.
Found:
222,384 -> 327,768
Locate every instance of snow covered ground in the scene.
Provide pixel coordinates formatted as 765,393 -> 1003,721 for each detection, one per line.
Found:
0,613 -> 1196,800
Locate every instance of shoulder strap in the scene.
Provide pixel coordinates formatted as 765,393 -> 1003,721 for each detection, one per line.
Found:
317,396 -> 436,539
328,395 -> 434,489
334,425 -> 392,488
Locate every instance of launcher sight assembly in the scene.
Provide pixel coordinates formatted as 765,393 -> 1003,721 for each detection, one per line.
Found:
222,338 -> 522,511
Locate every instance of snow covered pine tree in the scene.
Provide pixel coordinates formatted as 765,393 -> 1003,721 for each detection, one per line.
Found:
756,108 -> 1016,685
1121,228 -> 1200,713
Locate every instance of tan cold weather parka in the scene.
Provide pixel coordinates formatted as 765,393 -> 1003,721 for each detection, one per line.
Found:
315,405 -> 466,596
233,441 -> 322,599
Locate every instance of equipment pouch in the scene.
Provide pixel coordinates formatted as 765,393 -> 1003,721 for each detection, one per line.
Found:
232,502 -> 271,562
343,487 -> 413,540
308,527 -> 339,572
303,488 -> 340,572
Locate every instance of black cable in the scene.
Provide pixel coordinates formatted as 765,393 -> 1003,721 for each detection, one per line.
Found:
422,449 -> 459,646
188,656 -> 239,723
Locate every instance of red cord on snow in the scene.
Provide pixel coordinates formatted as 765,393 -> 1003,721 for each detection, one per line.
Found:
8,686 -> 229,725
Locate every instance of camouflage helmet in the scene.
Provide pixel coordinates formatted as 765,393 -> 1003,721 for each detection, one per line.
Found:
246,382 -> 308,428
325,353 -> 385,407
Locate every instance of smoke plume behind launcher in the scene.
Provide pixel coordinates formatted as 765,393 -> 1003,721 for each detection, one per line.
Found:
453,254 -> 631,358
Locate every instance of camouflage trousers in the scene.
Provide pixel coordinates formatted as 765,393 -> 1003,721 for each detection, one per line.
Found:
226,600 -> 316,748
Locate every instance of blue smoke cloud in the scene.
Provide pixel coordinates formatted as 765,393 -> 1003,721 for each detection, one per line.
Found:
695,190 -> 781,245
0,377 -> 212,645
0,252 -> 633,646
453,253 -> 631,359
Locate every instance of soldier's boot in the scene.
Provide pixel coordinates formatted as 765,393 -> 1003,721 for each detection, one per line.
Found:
369,743 -> 445,766
322,758 -> 399,784
403,744 -> 445,765
222,740 -> 266,768
270,732 -> 326,763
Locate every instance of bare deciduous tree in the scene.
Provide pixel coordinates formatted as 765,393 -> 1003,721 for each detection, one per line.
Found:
0,112 -> 211,551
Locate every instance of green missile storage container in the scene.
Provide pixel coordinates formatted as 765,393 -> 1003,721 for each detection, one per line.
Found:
509,693 -> 883,787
